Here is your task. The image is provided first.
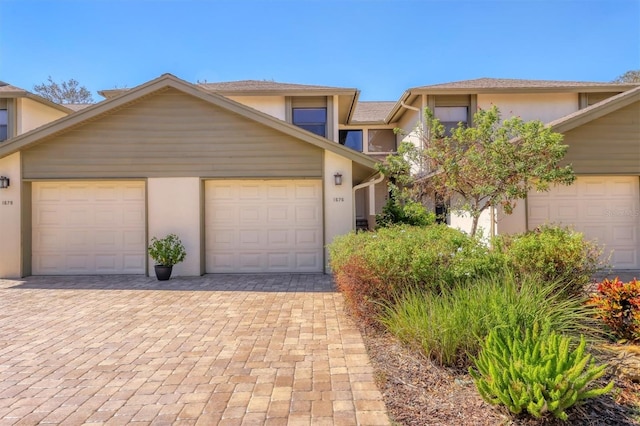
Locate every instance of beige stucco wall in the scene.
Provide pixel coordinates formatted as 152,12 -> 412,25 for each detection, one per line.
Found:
397,100 -> 423,151
324,150 -> 353,272
17,98 -> 67,135
226,96 -> 286,121
147,178 -> 201,276
477,93 -> 578,123
0,153 -> 21,278
448,193 -> 495,240
496,201 -> 527,235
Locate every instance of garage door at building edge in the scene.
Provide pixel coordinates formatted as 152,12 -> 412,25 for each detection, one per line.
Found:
528,176 -> 640,269
32,181 -> 146,274
205,180 -> 323,273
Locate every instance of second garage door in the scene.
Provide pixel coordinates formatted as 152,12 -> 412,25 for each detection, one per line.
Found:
205,180 -> 323,273
528,176 -> 640,269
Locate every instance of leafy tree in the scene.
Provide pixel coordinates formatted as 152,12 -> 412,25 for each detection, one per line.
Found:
382,106 -> 575,236
33,76 -> 94,104
612,69 -> 640,83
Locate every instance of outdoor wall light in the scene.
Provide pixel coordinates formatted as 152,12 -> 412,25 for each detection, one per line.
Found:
334,172 -> 343,186
0,176 -> 9,189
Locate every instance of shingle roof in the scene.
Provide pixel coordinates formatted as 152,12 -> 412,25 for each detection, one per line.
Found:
0,81 -> 27,94
198,80 -> 356,93
412,77 -> 638,90
65,103 -> 94,111
351,101 -> 396,123
0,81 -> 73,113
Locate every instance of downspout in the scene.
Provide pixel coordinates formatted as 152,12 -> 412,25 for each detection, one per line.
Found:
352,173 -> 385,230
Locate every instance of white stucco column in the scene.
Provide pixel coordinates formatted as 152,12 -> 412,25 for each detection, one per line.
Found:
323,151 -> 353,272
147,177 -> 201,276
0,153 -> 22,278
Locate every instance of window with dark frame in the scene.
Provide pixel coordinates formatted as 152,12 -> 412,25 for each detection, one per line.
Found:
0,109 -> 7,141
292,108 -> 327,137
338,130 -> 363,152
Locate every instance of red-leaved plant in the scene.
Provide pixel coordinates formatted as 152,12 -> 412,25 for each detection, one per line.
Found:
588,278 -> 640,342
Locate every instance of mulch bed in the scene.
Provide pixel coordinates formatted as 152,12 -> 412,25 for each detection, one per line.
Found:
359,325 -> 640,425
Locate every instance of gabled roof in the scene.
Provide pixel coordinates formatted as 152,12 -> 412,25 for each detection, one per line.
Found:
387,77 -> 640,123
351,101 -> 396,124
546,85 -> 640,133
0,73 -> 378,171
0,81 -> 73,114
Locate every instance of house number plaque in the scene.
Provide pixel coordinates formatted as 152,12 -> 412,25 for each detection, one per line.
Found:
1,200 -> 13,205
333,197 -> 344,202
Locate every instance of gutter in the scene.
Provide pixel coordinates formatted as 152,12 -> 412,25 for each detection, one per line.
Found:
352,173 -> 385,230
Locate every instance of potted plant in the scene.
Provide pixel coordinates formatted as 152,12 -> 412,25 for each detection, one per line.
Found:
148,233 -> 186,280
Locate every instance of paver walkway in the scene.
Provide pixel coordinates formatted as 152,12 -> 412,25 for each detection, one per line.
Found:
0,274 -> 389,425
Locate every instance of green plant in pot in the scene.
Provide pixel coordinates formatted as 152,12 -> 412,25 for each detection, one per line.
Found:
148,234 -> 186,280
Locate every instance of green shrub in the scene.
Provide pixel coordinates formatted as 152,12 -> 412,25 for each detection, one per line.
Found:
496,225 -> 604,295
148,234 -> 187,266
329,225 -> 503,325
375,198 -> 436,228
470,324 -> 614,421
380,271 -> 597,366
588,277 -> 640,342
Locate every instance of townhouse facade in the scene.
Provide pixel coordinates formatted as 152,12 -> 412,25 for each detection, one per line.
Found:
0,75 -> 637,278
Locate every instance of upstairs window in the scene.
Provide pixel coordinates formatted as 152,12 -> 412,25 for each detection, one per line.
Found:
434,106 -> 468,135
0,109 -> 7,141
292,108 -> 327,137
339,130 -> 363,152
368,129 -> 396,152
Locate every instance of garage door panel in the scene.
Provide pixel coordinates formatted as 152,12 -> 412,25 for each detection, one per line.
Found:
32,181 -> 146,275
205,180 -> 323,273
239,184 -> 261,199
528,176 -> 639,269
295,252 -> 322,270
267,206 -> 289,221
240,207 -> 261,222
267,230 -> 290,245
557,205 -> 579,220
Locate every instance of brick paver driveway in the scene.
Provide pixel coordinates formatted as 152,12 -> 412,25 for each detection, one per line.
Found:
0,275 -> 389,425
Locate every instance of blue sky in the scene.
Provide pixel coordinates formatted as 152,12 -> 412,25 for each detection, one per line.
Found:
1,0 -> 638,101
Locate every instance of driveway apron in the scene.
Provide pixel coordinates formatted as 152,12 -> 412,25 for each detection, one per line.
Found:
0,274 -> 389,425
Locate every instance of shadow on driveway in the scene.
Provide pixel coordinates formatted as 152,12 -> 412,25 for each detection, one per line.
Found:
2,274 -> 337,292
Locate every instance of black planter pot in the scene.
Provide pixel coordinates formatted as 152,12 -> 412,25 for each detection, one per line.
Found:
154,265 -> 173,281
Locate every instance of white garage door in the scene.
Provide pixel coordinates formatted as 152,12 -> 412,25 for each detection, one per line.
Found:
528,176 -> 640,269
205,180 -> 323,273
32,181 -> 146,275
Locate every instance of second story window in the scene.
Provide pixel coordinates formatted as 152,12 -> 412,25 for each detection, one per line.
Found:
292,108 -> 326,137
368,129 -> 397,153
0,109 -> 7,141
339,130 -> 363,152
434,106 -> 468,135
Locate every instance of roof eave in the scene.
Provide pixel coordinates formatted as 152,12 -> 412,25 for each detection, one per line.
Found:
0,91 -> 73,114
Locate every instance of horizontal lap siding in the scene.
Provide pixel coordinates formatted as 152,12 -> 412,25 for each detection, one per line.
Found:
562,102 -> 640,174
22,88 -> 323,179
